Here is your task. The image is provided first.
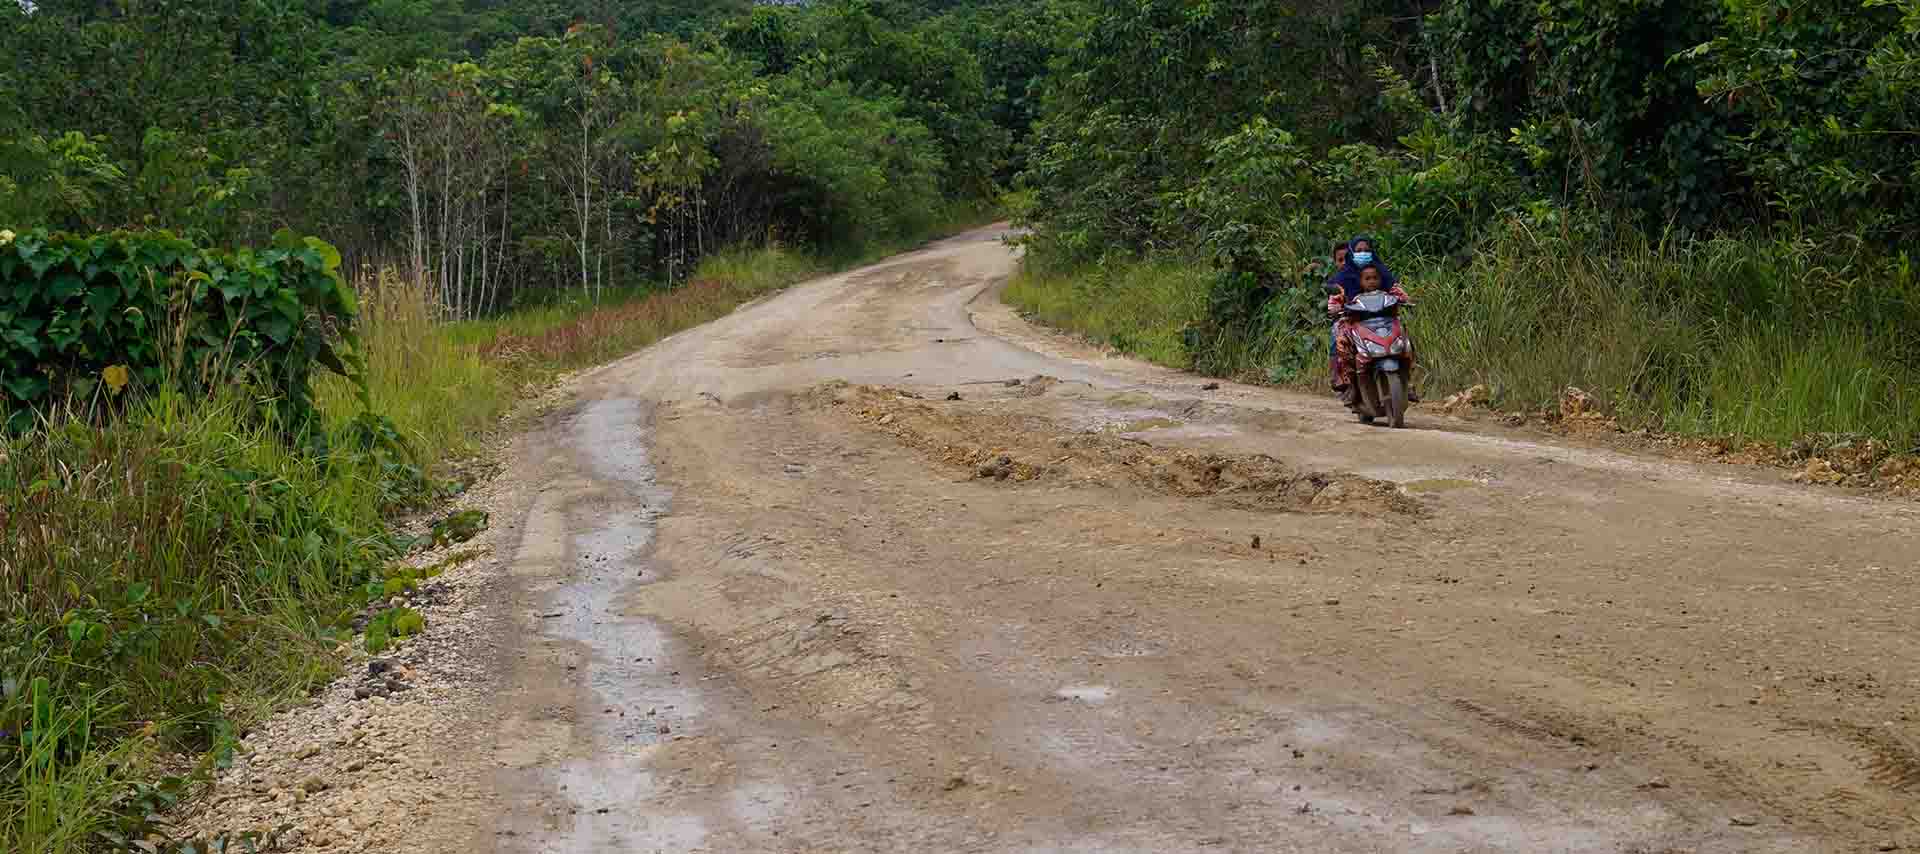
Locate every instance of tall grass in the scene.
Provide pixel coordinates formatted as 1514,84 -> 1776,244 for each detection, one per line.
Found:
0,391 -> 384,853
0,242 -> 840,852
319,271 -> 513,456
1007,227 -> 1920,449
1002,259 -> 1211,368
1411,226 -> 1920,445
462,245 -> 824,373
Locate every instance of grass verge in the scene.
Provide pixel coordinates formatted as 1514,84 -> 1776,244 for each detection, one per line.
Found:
1001,258 -> 1210,369
1004,231 -> 1920,452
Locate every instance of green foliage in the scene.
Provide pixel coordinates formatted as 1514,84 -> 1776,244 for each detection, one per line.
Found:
2,0 -> 1007,317
0,229 -> 360,430
0,133 -> 125,232
429,510 -> 489,548
720,0 -> 1009,196
1432,0 -> 1740,228
1017,0 -> 1422,263
1682,0 -> 1920,242
761,78 -> 946,248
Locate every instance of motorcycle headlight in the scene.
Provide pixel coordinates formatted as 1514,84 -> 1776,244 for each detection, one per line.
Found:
1390,338 -> 1409,355
1358,339 -> 1389,356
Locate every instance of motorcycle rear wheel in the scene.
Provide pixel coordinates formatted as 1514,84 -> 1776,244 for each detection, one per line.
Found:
1385,372 -> 1408,429
1355,373 -> 1381,423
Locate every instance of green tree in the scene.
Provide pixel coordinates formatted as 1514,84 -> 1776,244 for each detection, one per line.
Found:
1683,0 -> 1920,241
1430,0 -> 1741,228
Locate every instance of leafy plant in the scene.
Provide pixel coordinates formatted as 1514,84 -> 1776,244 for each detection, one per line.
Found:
363,607 -> 425,655
0,229 -> 361,431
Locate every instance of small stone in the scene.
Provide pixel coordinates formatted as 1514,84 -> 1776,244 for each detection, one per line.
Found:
368,659 -> 391,676
353,687 -> 373,700
878,414 -> 895,425
945,392 -> 962,401
1202,382 -> 1220,391
1639,778 -> 1670,790
1729,816 -> 1758,827
300,775 -> 330,793
1447,805 -> 1475,816
1323,598 -> 1341,606
1876,842 -> 1900,852
1250,535 -> 1261,550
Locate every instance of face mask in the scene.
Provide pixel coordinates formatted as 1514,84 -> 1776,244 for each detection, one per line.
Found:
1351,251 -> 1374,265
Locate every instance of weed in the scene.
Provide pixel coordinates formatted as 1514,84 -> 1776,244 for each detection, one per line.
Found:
362,607 -> 424,656
429,510 -> 488,548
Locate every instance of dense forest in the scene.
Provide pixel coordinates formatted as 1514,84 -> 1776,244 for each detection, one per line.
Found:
8,0 -> 1916,315
3,0 -> 1917,850
1,0 -> 1037,316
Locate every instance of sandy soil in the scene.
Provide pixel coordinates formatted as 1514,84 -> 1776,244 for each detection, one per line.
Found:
201,226 -> 1920,853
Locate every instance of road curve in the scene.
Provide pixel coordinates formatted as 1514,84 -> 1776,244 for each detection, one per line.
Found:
462,226 -> 1920,853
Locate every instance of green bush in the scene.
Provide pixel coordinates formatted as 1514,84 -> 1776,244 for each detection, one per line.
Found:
0,229 -> 359,430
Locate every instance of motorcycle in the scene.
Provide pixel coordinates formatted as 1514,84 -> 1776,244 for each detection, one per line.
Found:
1336,290 -> 1414,428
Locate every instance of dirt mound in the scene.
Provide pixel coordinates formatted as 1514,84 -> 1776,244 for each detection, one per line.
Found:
814,383 -> 1420,515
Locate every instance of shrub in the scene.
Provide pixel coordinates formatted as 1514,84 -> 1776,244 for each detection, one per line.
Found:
0,229 -> 359,431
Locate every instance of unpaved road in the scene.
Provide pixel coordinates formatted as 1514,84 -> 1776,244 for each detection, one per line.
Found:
447,226 -> 1920,853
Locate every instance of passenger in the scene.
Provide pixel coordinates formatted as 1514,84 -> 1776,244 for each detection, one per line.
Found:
1323,239 -> 1349,385
1328,262 -> 1415,403
1328,234 -> 1399,301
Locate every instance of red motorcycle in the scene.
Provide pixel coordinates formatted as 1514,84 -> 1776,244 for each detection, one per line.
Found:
1338,290 -> 1414,428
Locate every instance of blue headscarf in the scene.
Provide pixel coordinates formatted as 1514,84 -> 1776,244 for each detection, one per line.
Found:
1330,234 -> 1397,300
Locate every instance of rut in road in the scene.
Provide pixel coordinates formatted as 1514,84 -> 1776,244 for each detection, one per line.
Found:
437,226 -> 1919,854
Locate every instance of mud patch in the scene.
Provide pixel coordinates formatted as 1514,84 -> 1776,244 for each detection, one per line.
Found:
814,383 -> 1421,515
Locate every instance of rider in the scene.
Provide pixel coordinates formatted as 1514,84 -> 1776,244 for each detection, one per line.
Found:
1328,262 -> 1415,404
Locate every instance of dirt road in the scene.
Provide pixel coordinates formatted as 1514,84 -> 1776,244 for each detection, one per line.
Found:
456,226 -> 1920,853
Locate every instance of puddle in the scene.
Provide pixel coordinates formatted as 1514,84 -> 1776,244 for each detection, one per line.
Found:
1103,391 -> 1160,408
1109,417 -> 1183,433
1401,478 -> 1480,493
1063,406 -> 1174,433
1052,684 -> 1114,703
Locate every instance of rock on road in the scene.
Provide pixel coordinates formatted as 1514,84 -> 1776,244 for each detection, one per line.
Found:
429,226 -> 1919,853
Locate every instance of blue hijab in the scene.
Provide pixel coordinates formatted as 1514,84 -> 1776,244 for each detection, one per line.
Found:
1329,234 -> 1398,300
